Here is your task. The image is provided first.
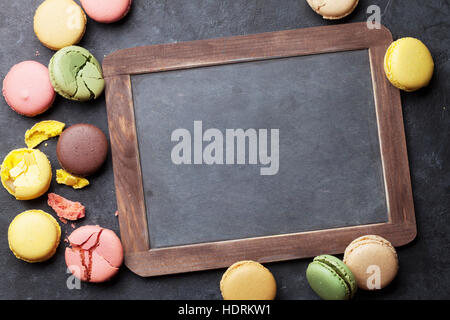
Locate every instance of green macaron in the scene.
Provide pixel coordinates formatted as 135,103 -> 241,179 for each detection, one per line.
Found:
306,254 -> 357,300
49,45 -> 105,101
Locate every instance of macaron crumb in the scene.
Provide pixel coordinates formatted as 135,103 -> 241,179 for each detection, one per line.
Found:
47,192 -> 85,223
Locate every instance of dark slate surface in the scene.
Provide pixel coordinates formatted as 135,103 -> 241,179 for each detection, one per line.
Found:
0,0 -> 448,299
133,50 -> 388,248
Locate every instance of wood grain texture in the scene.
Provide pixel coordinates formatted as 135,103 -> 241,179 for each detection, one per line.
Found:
103,22 -> 417,277
104,75 -> 150,253
103,22 -> 392,77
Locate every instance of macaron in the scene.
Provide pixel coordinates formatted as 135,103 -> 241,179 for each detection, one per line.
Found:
8,210 -> 61,263
34,0 -> 87,50
1,148 -> 52,200
80,0 -> 132,23
65,225 -> 123,283
306,0 -> 359,19
220,260 -> 277,300
57,124 -> 108,177
49,46 -> 105,102
343,235 -> 398,290
384,37 -> 434,92
306,254 -> 357,300
2,61 -> 56,117
47,193 -> 85,223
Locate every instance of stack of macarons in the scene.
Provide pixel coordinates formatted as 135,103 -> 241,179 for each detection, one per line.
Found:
1,0 -> 132,283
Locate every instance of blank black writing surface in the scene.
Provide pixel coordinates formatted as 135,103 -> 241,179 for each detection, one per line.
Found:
131,49 -> 388,248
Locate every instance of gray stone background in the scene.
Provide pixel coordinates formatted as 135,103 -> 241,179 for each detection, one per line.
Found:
0,0 -> 448,299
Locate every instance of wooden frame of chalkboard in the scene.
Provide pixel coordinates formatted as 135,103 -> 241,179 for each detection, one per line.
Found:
103,22 -> 416,277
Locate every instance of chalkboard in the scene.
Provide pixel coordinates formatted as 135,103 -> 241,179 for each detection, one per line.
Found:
132,50 -> 387,248
103,23 -> 416,277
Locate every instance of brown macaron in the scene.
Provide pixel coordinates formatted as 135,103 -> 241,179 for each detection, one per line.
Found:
56,124 -> 108,177
343,235 -> 398,290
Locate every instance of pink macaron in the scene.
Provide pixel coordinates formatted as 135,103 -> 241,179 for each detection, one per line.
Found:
80,0 -> 132,23
2,61 -> 55,117
65,225 -> 123,283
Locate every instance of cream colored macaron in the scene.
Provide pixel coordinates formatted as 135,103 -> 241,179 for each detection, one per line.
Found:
34,0 -> 87,50
306,0 -> 359,19
384,37 -> 434,92
8,210 -> 61,263
343,235 -> 398,290
220,260 -> 277,300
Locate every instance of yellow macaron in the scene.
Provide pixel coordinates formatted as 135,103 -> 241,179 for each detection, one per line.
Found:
8,210 -> 61,263
220,260 -> 277,300
384,37 -> 434,92
34,0 -> 87,50
1,148 -> 52,200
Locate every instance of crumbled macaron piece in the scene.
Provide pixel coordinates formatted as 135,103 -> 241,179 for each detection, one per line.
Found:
47,193 -> 85,223
56,169 -> 89,189
25,120 -> 65,148
1,148 -> 52,200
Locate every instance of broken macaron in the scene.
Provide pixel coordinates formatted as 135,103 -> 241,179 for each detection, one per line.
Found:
49,46 -> 105,101
65,225 -> 123,283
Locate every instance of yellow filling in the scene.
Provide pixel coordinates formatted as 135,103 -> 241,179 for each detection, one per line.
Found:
1,148 -> 52,200
25,120 -> 65,149
8,210 -> 61,263
56,169 -> 89,189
